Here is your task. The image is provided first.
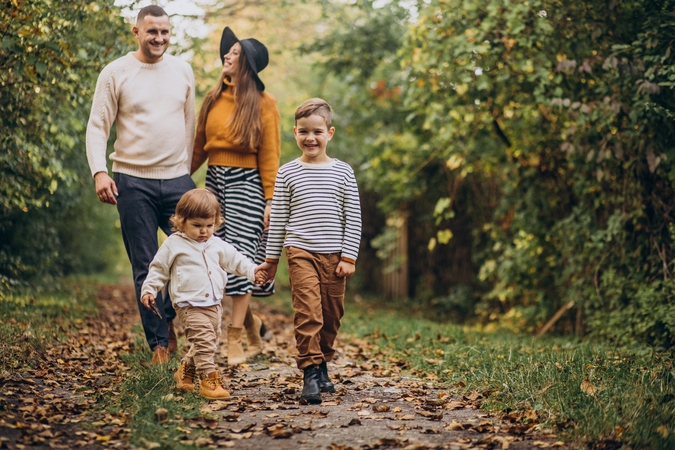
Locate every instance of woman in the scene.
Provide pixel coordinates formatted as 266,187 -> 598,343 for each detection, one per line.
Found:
191,27 -> 280,365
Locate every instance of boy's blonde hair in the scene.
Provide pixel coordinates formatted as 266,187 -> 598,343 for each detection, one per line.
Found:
295,98 -> 333,128
170,188 -> 224,232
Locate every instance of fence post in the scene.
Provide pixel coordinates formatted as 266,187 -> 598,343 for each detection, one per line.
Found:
383,213 -> 409,300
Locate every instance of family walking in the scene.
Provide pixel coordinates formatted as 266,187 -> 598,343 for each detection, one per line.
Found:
85,5 -> 362,405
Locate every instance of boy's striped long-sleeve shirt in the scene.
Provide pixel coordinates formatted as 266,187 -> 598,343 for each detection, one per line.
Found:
265,158 -> 362,264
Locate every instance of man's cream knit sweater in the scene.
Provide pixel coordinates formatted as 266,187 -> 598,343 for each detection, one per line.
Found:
86,52 -> 195,180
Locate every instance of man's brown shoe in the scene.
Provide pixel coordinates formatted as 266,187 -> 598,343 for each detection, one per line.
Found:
152,346 -> 170,364
197,372 -> 230,400
168,321 -> 178,354
174,359 -> 195,392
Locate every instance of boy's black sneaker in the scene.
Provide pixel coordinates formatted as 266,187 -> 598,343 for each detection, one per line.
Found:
318,361 -> 336,393
301,366 -> 322,404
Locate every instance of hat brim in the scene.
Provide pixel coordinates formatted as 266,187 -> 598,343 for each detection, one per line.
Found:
219,27 -> 265,91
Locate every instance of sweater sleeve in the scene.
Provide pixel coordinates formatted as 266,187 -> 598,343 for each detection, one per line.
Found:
258,94 -> 281,199
218,241 -> 256,282
85,63 -> 119,177
341,167 -> 362,263
191,105 -> 208,175
266,170 -> 288,261
184,66 -> 196,176
141,242 -> 173,298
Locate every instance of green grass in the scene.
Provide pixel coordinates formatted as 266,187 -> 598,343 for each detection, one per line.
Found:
106,331 -> 207,449
0,281 -> 100,371
342,302 -> 675,448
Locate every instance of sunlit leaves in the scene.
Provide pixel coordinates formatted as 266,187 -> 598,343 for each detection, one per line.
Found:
0,0 -> 133,281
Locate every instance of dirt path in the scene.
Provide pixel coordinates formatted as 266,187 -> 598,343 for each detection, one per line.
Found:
0,285 -> 568,449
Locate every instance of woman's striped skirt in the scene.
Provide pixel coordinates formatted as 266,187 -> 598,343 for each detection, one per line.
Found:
206,166 -> 275,297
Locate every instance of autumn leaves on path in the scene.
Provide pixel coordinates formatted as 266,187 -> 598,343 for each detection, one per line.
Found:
0,285 -> 567,449
0,285 -> 136,448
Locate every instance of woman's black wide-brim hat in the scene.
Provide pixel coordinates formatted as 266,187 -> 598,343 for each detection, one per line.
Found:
219,26 -> 268,91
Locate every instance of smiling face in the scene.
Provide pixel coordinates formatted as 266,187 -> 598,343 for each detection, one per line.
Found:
294,114 -> 335,164
183,216 -> 216,243
133,14 -> 171,64
221,42 -> 241,78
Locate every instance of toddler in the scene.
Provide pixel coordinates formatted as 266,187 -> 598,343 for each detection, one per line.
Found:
141,188 -> 267,399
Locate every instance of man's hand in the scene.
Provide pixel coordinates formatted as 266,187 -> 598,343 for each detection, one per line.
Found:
257,261 -> 278,281
141,293 -> 155,310
335,261 -> 355,278
94,172 -> 118,205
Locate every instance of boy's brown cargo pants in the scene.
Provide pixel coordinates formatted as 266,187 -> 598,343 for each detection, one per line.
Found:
286,246 -> 346,370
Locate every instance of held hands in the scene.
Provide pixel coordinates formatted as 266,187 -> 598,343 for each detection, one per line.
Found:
254,267 -> 269,285
257,261 -> 278,282
335,261 -> 355,278
94,172 -> 118,205
253,264 -> 274,284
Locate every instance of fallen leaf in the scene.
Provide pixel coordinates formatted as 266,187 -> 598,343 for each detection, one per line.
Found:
580,379 -> 597,396
154,408 -> 168,422
445,420 -> 464,430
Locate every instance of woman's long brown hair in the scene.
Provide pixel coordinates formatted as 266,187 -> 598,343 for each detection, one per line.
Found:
196,48 -> 263,149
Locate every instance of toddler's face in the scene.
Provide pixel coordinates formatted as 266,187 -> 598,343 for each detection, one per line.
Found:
184,216 -> 216,243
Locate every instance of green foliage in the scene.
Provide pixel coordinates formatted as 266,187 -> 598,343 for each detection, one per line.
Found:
401,0 -> 675,345
313,0 -> 675,345
344,303 -> 675,448
0,0 -> 132,283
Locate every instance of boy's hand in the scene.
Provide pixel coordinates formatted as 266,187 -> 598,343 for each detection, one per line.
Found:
335,261 -> 355,278
141,293 -> 155,310
257,261 -> 278,281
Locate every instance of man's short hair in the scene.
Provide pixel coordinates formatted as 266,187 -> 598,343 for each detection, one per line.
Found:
137,5 -> 168,24
295,98 -> 333,128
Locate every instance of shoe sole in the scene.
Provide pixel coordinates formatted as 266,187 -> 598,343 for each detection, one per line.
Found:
320,386 -> 336,393
200,394 -> 231,400
300,395 -> 322,405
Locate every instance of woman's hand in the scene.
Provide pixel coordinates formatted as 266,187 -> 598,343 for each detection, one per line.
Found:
263,202 -> 272,230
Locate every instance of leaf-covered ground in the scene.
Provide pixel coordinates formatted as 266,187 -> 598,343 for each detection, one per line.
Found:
0,285 -> 569,449
0,285 -> 136,448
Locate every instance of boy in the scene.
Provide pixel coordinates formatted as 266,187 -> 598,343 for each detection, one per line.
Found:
259,98 -> 362,404
141,188 -> 268,399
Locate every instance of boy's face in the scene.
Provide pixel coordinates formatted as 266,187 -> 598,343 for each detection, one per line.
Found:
294,114 -> 335,163
184,216 -> 216,243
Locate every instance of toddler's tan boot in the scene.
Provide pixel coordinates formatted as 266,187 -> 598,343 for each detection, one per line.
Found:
244,312 -> 264,358
197,372 -> 230,400
227,325 -> 246,365
174,359 -> 195,392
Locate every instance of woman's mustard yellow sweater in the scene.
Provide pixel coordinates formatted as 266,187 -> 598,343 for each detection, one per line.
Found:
191,86 -> 281,199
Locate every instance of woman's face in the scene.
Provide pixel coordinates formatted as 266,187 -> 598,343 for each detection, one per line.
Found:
222,42 -> 241,78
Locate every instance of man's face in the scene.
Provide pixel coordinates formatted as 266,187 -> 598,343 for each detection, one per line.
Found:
133,15 -> 170,63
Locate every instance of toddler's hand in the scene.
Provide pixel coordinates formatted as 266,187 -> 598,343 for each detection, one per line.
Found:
141,293 -> 155,310
255,269 -> 269,284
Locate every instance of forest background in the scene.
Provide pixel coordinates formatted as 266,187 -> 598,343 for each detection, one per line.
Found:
2,0 -> 675,348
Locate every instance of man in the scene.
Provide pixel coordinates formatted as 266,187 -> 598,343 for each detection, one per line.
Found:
86,5 -> 196,364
